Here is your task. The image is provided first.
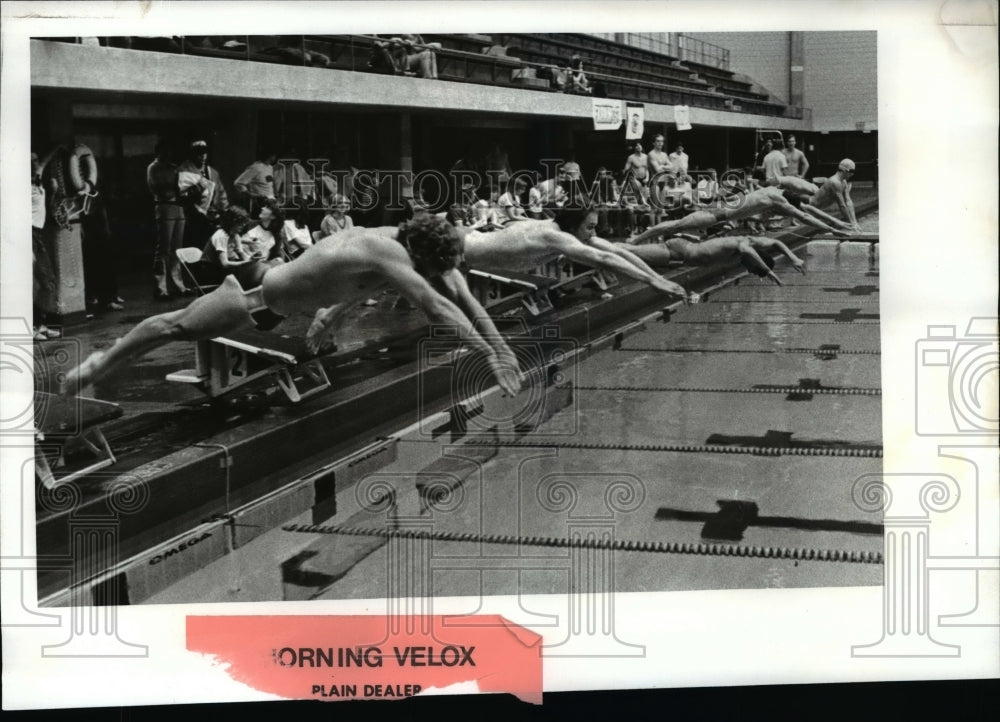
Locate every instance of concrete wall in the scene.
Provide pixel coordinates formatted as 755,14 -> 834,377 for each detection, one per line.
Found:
30,40 -> 808,133
802,31 -> 878,132
688,32 -> 791,103
686,31 -> 878,132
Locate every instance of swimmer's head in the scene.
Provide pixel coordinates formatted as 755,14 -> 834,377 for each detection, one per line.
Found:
552,204 -> 599,243
398,214 -> 464,278
838,158 -> 856,174
741,252 -> 776,277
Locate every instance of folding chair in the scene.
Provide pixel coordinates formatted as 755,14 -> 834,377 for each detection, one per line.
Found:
176,247 -> 224,295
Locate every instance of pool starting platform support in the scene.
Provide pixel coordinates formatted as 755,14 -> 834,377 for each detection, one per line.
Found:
34,392 -> 123,489
468,260 -> 621,317
165,330 -> 331,404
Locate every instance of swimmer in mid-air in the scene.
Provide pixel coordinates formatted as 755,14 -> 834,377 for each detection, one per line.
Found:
627,177 -> 852,244
618,235 -> 806,286
456,205 -> 690,301
65,215 -> 523,395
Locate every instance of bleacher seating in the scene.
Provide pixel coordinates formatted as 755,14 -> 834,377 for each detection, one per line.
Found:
52,34 -> 793,118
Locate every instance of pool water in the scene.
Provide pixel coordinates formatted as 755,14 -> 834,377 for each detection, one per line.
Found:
146,236 -> 884,604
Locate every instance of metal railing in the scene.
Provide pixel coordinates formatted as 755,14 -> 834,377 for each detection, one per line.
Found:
587,33 -> 731,71
676,35 -> 730,70
47,35 -> 795,116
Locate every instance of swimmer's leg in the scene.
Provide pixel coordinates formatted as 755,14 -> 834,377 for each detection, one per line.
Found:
65,276 -> 255,390
628,210 -> 719,245
615,243 -> 675,267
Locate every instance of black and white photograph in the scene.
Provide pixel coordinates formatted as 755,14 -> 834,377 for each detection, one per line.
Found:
2,0 -> 997,711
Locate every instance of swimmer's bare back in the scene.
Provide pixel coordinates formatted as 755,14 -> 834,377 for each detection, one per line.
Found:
263,231 -> 404,315
461,220 -> 565,272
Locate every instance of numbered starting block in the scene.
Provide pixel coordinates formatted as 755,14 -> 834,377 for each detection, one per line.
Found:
166,329 -> 331,403
34,391 -> 123,489
468,269 -> 559,316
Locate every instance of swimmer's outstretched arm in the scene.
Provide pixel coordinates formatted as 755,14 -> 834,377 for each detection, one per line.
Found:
775,199 -> 849,236
543,229 -> 688,300
589,235 -> 666,280
378,255 -> 522,395
751,237 -> 806,274
799,203 -> 855,232
436,269 -> 523,391
736,240 -> 782,286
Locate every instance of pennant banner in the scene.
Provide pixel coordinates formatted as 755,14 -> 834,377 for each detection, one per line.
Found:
592,98 -> 623,130
674,104 -> 692,131
625,103 -> 645,140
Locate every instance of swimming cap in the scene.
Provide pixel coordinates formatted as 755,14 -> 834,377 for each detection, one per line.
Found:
838,159 -> 856,172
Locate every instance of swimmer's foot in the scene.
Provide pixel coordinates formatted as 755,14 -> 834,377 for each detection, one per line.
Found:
62,351 -> 106,394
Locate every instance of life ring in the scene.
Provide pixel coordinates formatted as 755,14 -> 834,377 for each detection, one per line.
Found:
67,143 -> 98,193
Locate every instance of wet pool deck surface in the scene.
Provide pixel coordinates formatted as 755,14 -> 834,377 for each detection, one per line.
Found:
139,210 -> 885,604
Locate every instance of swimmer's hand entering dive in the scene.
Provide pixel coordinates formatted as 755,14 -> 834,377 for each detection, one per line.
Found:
490,349 -> 523,396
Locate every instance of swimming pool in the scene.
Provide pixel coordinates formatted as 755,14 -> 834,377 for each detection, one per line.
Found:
143,232 -> 884,603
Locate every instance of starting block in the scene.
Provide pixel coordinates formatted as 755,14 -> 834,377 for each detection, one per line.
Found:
166,329 -> 331,403
34,392 -> 123,489
468,269 -> 559,316
561,261 -> 619,293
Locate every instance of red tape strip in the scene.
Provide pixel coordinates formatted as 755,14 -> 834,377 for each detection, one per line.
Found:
186,615 -> 542,703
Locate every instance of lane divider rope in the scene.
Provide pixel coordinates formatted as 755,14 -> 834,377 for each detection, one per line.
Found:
664,320 -> 880,326
617,347 -> 882,355
574,385 -> 881,396
282,523 -> 883,565
469,439 -> 883,458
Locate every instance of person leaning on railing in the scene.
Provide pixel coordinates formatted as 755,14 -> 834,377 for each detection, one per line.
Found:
386,34 -> 441,79
568,55 -> 592,95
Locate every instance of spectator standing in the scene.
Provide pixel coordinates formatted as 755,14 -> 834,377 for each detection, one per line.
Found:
147,138 -> 190,300
178,139 -> 229,249
648,134 -> 671,178
622,141 -> 650,203
782,134 -> 810,179
274,147 -> 316,207
31,151 -> 60,340
752,139 -> 773,183
668,143 -> 689,175
647,134 -> 672,223
81,190 -> 124,314
234,151 -> 278,215
762,143 -> 789,186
